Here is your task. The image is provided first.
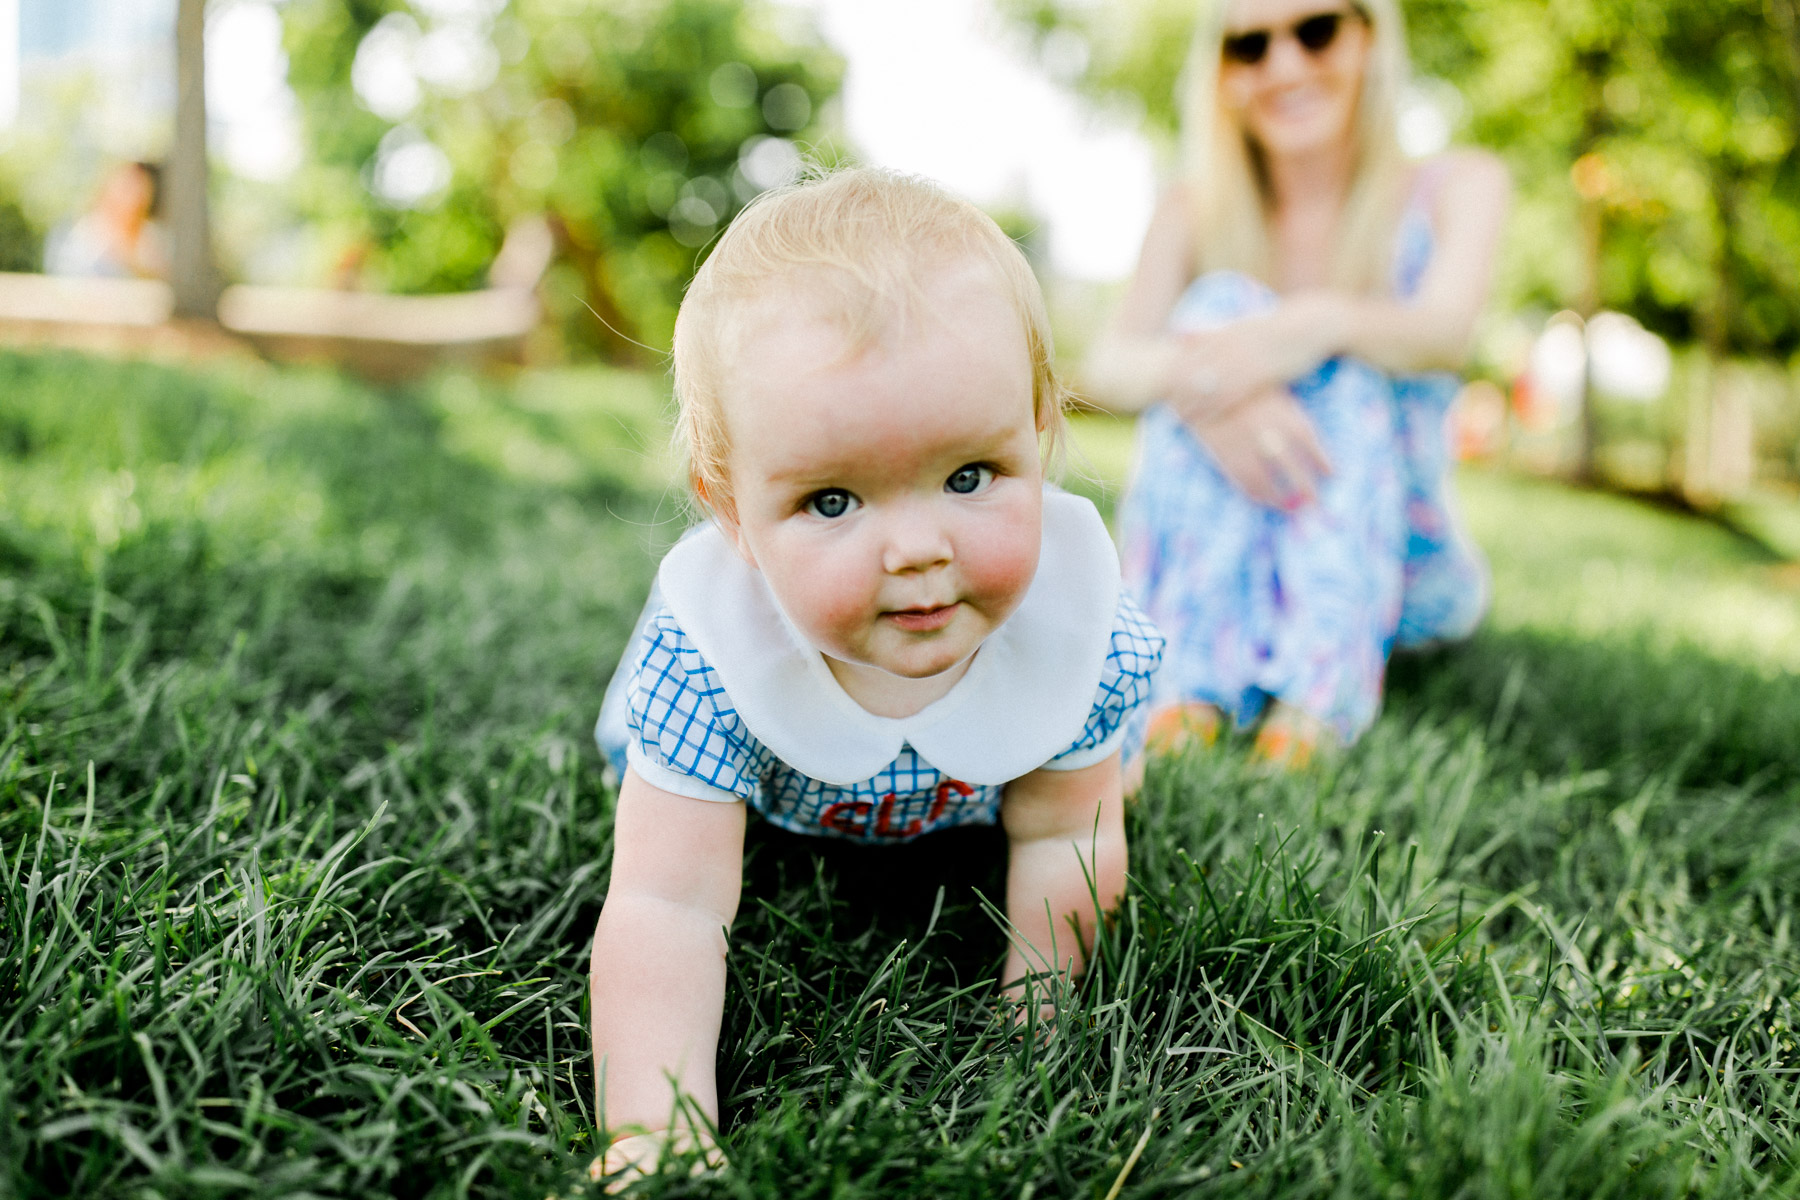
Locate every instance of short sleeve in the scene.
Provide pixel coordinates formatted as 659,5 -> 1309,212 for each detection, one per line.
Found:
1043,592 -> 1164,771
616,609 -> 757,804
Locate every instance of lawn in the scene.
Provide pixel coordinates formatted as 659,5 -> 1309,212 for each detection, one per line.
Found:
2,349 -> 1796,1198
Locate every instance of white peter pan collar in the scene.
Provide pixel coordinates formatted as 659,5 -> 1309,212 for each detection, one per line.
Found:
657,489 -> 1120,787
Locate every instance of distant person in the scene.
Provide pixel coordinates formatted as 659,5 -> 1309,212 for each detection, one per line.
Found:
44,161 -> 169,280
1082,0 -> 1509,764
587,168 -> 1161,1185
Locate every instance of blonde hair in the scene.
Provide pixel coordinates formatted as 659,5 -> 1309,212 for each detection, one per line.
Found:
670,167 -> 1066,519
1178,0 -> 1411,293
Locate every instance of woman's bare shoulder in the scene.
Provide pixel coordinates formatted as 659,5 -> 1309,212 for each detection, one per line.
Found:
1149,180 -> 1199,233
1128,181 -> 1201,278
1429,148 -> 1511,196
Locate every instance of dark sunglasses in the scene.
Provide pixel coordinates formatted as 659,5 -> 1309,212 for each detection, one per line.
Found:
1222,10 -> 1357,65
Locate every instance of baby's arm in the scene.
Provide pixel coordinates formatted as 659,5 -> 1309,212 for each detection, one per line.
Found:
998,751 -> 1127,991
589,767 -> 745,1168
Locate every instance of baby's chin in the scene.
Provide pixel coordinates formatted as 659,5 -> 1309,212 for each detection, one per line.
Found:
824,638 -> 975,681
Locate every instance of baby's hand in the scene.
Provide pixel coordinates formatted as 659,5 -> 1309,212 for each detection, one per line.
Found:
997,979 -> 1062,1047
588,1129 -> 725,1193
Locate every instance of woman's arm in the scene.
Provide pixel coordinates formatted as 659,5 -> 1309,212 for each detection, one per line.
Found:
1080,187 -> 1211,415
1086,153 -> 1510,417
1271,150 -> 1513,376
1171,152 -> 1513,400
590,768 -> 745,1164
999,753 -> 1127,989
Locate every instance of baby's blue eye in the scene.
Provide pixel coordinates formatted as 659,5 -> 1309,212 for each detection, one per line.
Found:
946,464 -> 993,495
804,489 -> 857,519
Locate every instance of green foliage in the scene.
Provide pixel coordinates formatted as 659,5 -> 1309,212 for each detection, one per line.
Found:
0,152 -> 45,274
3,353 -> 1799,1196
997,0 -> 1800,357
279,0 -> 843,358
1000,0 -> 1195,140
0,197 -> 41,274
0,158 -> 44,273
1409,0 -> 1800,355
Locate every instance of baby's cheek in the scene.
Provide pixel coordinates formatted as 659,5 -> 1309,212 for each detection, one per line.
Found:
961,516 -> 1041,615
773,551 -> 872,653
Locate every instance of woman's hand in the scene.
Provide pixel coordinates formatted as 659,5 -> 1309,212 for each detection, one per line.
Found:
1166,297 -> 1344,422
1188,387 -> 1333,511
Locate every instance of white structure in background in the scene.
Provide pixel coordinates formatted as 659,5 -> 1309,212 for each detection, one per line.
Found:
1528,315 -> 1591,423
1524,309 -> 1674,429
1,0 -> 19,130
1586,310 -> 1673,403
1399,77 -> 1465,158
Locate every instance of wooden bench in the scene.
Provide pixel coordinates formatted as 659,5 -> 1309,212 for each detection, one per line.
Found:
0,218 -> 554,380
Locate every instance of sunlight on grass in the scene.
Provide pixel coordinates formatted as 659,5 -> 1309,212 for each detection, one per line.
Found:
1459,469 -> 1800,671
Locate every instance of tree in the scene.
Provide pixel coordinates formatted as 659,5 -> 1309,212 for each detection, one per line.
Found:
279,0 -> 842,360
170,0 -> 221,318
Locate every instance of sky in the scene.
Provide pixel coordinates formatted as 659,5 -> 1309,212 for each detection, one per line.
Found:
778,0 -> 1158,281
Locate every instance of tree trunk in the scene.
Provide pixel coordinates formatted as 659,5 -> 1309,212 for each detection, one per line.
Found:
1683,172 -> 1753,506
1571,47 -> 1611,484
169,0 -> 220,319
1772,0 -> 1800,117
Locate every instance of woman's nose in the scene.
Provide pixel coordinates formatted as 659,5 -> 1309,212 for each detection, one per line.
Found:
880,505 -> 954,574
1262,33 -> 1313,81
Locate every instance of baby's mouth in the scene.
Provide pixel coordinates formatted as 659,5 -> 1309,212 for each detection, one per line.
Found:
884,603 -> 960,633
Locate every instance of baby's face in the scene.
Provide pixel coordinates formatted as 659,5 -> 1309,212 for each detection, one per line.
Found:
722,263 -> 1044,711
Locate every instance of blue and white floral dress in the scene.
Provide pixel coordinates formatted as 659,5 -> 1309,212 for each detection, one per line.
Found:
1117,171 -> 1487,743
596,491 -> 1163,843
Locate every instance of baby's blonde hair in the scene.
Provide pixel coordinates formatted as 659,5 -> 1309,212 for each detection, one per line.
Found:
671,166 -> 1066,519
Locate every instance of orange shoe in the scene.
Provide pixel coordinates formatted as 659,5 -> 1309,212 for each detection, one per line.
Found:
1251,703 -> 1334,770
1145,702 -> 1223,757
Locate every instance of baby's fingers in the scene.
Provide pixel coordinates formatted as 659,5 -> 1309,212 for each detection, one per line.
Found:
590,1132 -> 659,1193
589,1130 -> 725,1194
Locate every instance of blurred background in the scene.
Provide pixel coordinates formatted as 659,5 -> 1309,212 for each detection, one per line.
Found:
1,0 -> 1798,547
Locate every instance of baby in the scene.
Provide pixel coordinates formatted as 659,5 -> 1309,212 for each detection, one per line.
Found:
589,167 -> 1162,1180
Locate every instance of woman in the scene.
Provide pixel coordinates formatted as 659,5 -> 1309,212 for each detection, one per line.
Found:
1084,0 -> 1509,763
44,161 -> 169,280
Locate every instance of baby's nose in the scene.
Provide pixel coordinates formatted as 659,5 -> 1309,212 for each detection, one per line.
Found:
880,511 -> 954,574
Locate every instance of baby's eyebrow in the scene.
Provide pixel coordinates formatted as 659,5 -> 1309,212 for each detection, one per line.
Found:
760,458 -> 854,489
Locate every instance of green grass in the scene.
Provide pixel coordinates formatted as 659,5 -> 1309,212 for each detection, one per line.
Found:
2,355 -> 1797,1198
